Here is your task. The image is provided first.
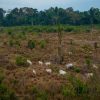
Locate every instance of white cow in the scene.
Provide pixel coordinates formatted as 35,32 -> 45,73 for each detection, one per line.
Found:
68,52 -> 73,55
66,63 -> 73,69
38,61 -> 43,65
93,64 -> 98,69
59,70 -> 66,75
27,59 -> 32,65
85,73 -> 93,78
46,69 -> 52,74
33,69 -> 36,75
45,62 -> 51,66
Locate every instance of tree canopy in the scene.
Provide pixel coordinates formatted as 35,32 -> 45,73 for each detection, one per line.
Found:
0,7 -> 100,26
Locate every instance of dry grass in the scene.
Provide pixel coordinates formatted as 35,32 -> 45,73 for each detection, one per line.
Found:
0,30 -> 100,99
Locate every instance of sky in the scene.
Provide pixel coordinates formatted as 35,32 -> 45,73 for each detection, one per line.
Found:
0,0 -> 100,11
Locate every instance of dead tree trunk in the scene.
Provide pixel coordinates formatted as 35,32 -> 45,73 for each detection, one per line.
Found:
57,24 -> 63,64
90,17 -> 93,41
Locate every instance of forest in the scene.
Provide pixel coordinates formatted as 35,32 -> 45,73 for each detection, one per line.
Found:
0,7 -> 100,26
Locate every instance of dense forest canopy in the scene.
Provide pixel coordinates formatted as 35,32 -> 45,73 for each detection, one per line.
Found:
0,7 -> 100,26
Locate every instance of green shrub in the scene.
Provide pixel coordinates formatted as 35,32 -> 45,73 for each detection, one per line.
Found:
11,79 -> 18,86
74,80 -> 88,95
15,40 -> 20,46
69,76 -> 88,96
31,86 -> 38,95
22,31 -> 26,35
85,58 -> 92,68
30,86 -> 48,100
8,31 -> 12,35
73,67 -> 81,73
16,56 -> 28,67
8,40 -> 20,47
0,84 -> 17,100
7,31 -> 15,38
18,33 -> 26,39
28,40 -> 35,49
36,90 -> 48,100
64,27 -> 74,32
39,40 -> 47,48
85,29 -> 91,33
46,27 -> 57,33
32,32 -> 39,35
9,39 -> 14,47
61,83 -> 75,97
0,74 -> 4,84
0,84 -> 8,94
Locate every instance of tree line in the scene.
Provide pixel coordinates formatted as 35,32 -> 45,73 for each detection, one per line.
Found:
0,7 -> 100,26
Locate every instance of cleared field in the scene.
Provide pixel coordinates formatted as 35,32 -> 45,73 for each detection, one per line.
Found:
0,25 -> 100,100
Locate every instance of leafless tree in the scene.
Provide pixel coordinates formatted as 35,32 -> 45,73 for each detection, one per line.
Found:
57,24 -> 63,64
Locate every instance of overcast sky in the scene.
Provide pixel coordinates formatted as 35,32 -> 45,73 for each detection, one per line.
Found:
0,0 -> 100,11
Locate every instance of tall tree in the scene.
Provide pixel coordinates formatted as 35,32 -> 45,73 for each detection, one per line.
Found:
0,8 -> 5,26
0,7 -> 100,26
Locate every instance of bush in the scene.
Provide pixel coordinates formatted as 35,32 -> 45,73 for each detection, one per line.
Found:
0,84 -> 17,100
85,58 -> 92,68
9,39 -> 14,47
36,90 -> 48,100
69,76 -> 88,96
61,83 -> 75,97
64,27 -> 74,32
73,67 -> 81,73
85,29 -> 91,33
7,31 -> 15,38
11,79 -> 18,86
8,31 -> 12,35
28,40 -> 35,49
16,56 -> 28,67
15,40 -> 20,47
31,86 -> 38,94
74,80 -> 88,96
22,31 -> 26,35
8,40 -> 20,47
0,74 -> 4,84
30,86 -> 48,100
17,33 -> 26,40
39,40 -> 47,48
46,27 -> 57,33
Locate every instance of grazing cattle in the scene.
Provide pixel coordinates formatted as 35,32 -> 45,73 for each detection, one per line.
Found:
59,70 -> 66,75
38,61 -> 43,65
33,69 -> 36,75
85,73 -> 93,78
68,52 -> 72,55
66,63 -> 73,69
45,62 -> 51,66
93,64 -> 98,69
27,59 -> 32,65
46,69 -> 52,73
